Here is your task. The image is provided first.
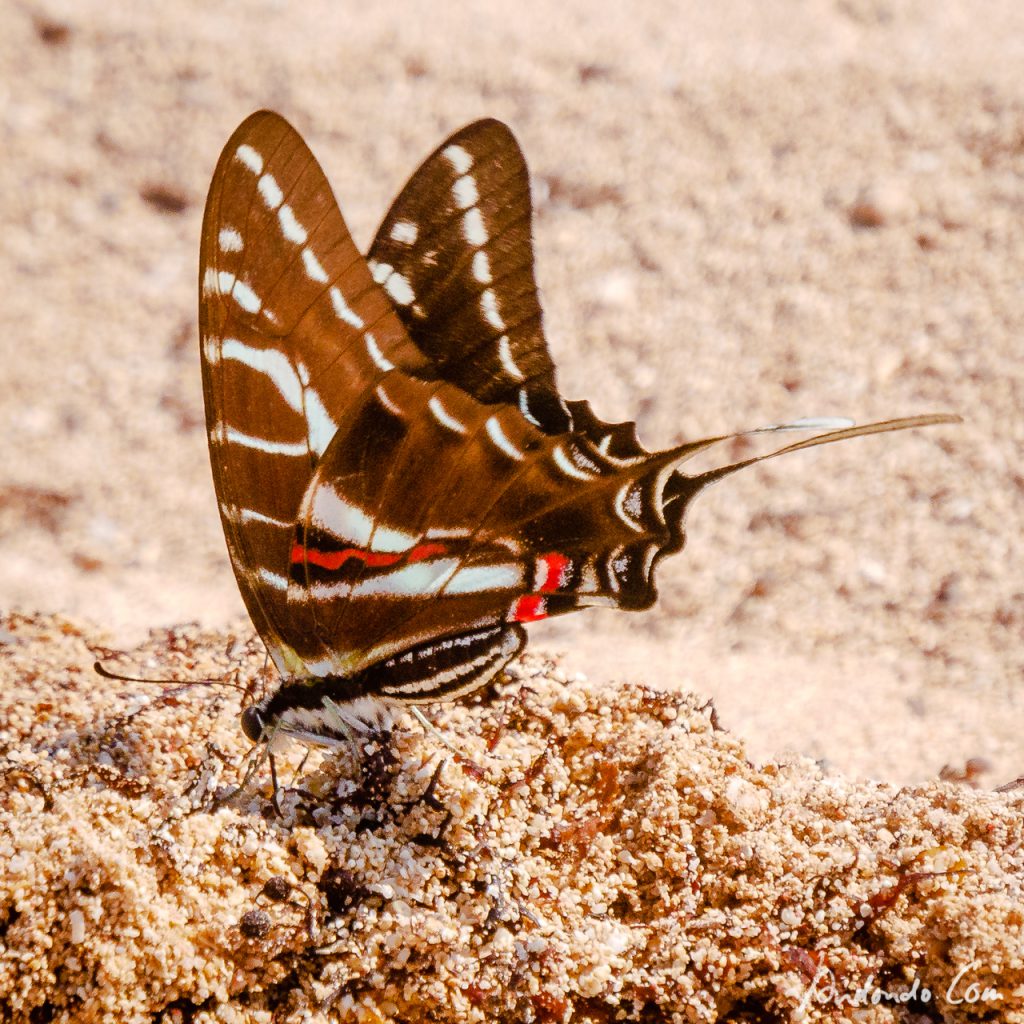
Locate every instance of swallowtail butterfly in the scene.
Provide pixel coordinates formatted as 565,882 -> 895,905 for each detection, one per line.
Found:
199,111 -> 954,749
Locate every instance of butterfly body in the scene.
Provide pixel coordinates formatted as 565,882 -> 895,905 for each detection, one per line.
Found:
200,112 -> 956,748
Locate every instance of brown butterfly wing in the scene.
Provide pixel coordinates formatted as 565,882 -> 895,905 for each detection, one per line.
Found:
199,110 -> 432,676
286,365 -> 694,689
204,112 -> 958,703
290,365 -> 956,700
367,119 -> 571,434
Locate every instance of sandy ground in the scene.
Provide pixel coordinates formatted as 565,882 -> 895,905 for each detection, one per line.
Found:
1,0 -> 1022,785
1,618 -> 1022,1022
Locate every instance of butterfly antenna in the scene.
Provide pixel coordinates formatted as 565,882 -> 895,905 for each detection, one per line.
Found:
93,661 -> 250,695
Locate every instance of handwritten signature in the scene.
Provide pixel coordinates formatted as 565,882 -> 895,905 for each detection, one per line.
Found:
796,960 -> 1002,1014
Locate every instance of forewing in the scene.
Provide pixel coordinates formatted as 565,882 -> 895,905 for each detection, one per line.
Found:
367,119 -> 571,434
199,110 -> 431,674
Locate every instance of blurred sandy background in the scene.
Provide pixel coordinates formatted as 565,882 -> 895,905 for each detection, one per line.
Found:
1,1 -> 1020,785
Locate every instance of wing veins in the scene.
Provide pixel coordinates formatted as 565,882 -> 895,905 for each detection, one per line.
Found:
406,208 -> 534,325
240,180 -> 352,328
381,160 -> 525,256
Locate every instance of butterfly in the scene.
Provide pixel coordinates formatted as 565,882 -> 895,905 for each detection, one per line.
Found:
199,111 -> 955,751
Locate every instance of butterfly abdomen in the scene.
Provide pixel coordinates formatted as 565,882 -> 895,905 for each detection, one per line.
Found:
244,624 -> 527,743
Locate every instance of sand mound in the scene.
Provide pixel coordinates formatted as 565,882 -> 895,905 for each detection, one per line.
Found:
1,613 -> 1021,1022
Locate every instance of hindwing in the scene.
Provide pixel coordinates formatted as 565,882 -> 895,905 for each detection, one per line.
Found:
284,367 -> 697,681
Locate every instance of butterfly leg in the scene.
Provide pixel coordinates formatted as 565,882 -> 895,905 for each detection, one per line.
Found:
410,706 -> 462,754
412,809 -> 454,849
320,696 -> 364,761
214,723 -> 282,811
400,758 -> 455,848
268,751 -> 283,816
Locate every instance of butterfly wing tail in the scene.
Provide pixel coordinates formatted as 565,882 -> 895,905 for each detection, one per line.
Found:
493,411 -> 959,617
661,413 -> 962,549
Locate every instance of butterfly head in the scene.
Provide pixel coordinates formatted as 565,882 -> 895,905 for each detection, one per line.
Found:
240,704 -> 266,743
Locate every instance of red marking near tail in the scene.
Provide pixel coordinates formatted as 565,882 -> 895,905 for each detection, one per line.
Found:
512,595 -> 547,622
537,552 -> 571,591
290,541 -> 448,571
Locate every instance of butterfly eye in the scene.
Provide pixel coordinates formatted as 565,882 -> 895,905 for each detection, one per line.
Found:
240,706 -> 265,743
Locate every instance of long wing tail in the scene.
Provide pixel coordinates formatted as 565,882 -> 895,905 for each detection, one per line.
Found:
661,412 -> 961,547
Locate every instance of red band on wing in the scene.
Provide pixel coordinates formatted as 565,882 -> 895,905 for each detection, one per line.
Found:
290,541 -> 448,571
512,595 -> 547,622
408,542 -> 448,562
